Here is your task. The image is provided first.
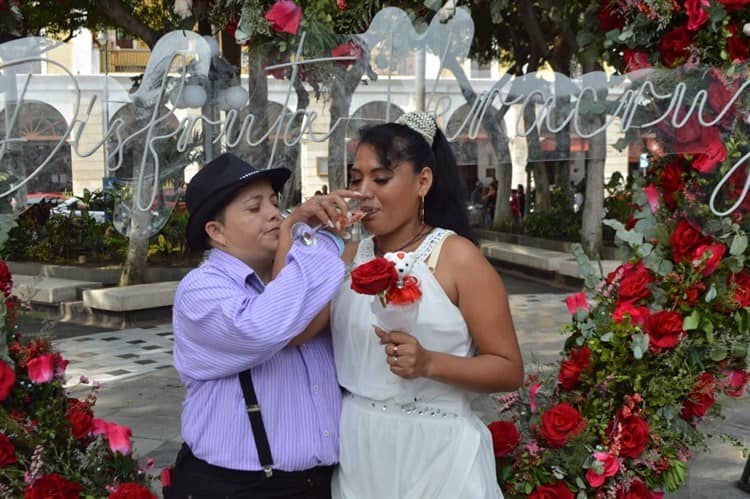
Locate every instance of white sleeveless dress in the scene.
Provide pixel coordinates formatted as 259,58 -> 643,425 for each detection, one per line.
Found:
330,228 -> 503,499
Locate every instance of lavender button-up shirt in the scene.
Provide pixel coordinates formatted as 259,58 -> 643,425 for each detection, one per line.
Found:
172,234 -> 345,471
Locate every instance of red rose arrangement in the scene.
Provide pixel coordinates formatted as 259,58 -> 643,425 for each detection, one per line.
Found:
350,254 -> 422,307
0,260 -> 155,497
487,42 -> 749,495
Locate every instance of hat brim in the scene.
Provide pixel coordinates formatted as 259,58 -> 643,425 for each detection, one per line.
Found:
187,167 -> 291,251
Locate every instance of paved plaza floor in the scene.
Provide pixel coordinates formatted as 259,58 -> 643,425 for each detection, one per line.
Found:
45,285 -> 749,498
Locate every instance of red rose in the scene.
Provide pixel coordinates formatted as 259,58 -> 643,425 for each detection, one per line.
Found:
66,401 -> 94,440
670,219 -> 709,262
718,0 -> 750,10
673,111 -> 702,148
558,346 -> 592,390
616,479 -> 665,499
729,271 -> 750,307
708,76 -> 739,119
613,302 -> 650,326
586,451 -> 619,487
350,257 -> 398,295
108,482 -> 156,499
539,403 -> 586,448
624,49 -> 651,72
727,22 -> 750,62
27,354 -> 54,384
691,128 -> 727,173
0,433 -> 17,467
721,370 -> 749,398
658,159 -> 685,209
598,0 -> 625,32
0,360 -> 15,401
529,480 -> 575,499
487,420 -> 520,457
645,310 -> 684,352
618,414 -> 650,458
726,167 -> 750,214
683,281 -> 705,306
616,262 -> 653,305
23,473 -> 81,499
685,0 -> 709,31
265,0 -> 302,35
681,373 -> 716,421
659,26 -> 693,67
331,41 -> 362,68
690,243 -> 725,276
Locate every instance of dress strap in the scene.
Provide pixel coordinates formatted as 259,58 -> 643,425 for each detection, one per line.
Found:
425,229 -> 453,271
410,227 -> 454,270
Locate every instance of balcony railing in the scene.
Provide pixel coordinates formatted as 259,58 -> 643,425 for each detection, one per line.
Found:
100,49 -> 150,73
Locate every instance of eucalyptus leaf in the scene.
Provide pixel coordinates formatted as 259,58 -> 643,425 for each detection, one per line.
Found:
710,345 -> 728,362
600,332 -> 614,342
632,333 -> 649,360
730,234 -> 748,256
684,309 -> 701,331
705,284 -> 717,303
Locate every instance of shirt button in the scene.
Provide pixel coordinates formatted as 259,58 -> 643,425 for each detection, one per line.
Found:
312,385 -> 320,393
323,431 -> 330,437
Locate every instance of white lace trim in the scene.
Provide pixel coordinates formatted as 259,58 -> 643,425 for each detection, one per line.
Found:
354,228 -> 454,265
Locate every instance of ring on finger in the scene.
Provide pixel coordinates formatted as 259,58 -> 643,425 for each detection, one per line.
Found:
392,355 -> 398,364
392,345 -> 399,356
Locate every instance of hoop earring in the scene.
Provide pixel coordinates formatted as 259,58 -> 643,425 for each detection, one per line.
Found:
418,196 -> 425,225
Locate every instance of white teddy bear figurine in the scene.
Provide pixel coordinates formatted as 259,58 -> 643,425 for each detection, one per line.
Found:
384,251 -> 418,287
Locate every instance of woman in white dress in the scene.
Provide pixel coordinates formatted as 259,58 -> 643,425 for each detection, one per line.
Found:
330,112 -> 524,499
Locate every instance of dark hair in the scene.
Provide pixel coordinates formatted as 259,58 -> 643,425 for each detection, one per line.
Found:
357,122 -> 474,242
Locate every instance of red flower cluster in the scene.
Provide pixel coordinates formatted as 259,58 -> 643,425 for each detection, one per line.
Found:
24,473 -> 81,498
539,403 -> 586,448
558,346 -> 591,390
108,482 -> 157,499
680,373 -> 717,422
350,256 -> 422,306
487,420 -> 520,457
529,480 -> 575,499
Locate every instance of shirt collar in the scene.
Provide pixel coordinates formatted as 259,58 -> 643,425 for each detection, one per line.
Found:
206,248 -> 266,292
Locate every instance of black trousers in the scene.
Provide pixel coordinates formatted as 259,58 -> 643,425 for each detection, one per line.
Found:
164,444 -> 334,499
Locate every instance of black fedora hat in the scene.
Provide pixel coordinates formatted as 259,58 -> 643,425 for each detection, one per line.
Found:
186,153 -> 291,250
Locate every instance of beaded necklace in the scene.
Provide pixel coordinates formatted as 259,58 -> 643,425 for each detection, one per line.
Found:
373,225 -> 430,256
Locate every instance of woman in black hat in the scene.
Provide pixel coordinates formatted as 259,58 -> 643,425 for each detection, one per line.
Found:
167,152 -> 358,499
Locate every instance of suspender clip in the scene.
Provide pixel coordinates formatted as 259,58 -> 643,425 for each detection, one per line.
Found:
246,404 -> 261,413
263,465 -> 273,478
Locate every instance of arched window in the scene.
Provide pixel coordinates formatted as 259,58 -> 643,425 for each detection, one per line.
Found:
0,101 -> 72,195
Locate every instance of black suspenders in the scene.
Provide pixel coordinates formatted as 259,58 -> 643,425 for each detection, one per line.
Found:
238,368 -> 274,477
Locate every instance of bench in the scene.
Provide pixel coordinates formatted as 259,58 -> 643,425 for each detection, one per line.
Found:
12,275 -> 104,304
82,281 -> 180,312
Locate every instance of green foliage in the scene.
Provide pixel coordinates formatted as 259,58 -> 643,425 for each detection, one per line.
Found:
0,192 -> 191,266
523,186 -> 581,241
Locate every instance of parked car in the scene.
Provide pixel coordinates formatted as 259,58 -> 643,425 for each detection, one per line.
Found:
25,192 -> 67,207
51,197 -> 108,223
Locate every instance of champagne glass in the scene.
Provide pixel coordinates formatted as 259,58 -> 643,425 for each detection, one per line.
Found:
300,197 -> 365,244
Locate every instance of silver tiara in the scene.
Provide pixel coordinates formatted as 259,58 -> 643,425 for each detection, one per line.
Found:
395,111 -> 437,146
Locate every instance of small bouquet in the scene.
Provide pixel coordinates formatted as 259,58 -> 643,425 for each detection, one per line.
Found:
350,251 -> 422,333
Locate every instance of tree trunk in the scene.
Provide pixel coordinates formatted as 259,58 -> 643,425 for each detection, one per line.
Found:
580,64 -> 607,258
523,97 -> 550,212
118,102 -> 156,286
445,58 -> 513,227
119,206 -> 151,286
581,118 -> 605,258
328,64 -> 366,190
245,47 -> 271,168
